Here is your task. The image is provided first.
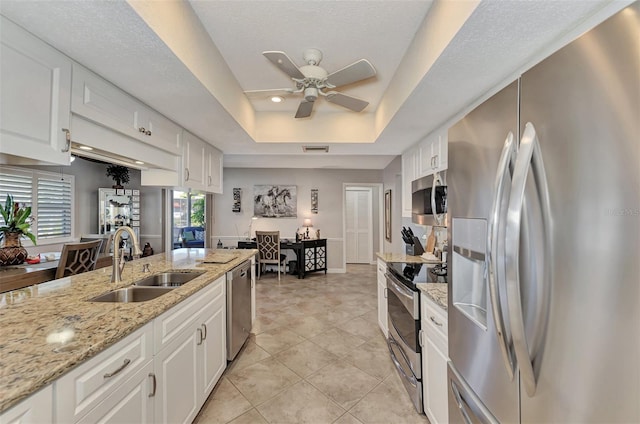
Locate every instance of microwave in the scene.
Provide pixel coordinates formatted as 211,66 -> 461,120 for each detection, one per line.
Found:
412,172 -> 447,226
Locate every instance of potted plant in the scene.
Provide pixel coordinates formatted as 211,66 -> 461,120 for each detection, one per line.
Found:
0,194 -> 36,266
106,165 -> 130,189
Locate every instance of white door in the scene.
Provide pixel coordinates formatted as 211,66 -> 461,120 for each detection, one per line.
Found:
345,188 -> 373,263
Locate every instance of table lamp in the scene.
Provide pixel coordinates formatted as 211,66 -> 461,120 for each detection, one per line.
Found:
303,218 -> 313,239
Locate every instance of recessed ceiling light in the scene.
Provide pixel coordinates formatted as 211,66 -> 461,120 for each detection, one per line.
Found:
135,160 -> 145,165
270,96 -> 284,103
78,145 -> 93,151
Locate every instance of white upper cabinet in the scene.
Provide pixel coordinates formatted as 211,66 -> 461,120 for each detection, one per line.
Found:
182,130 -> 207,191
206,147 -> 223,194
0,16 -> 71,166
402,146 -> 420,217
71,64 -> 181,156
418,129 -> 448,177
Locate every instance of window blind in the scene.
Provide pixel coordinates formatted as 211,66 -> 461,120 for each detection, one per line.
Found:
37,177 -> 72,239
0,170 -> 33,226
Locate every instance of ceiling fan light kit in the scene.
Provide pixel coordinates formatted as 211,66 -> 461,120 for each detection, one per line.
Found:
246,48 -> 376,118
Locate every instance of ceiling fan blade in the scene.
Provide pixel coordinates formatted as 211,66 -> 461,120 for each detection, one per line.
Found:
295,100 -> 314,118
244,88 -> 295,97
326,59 -> 376,87
325,92 -> 369,112
263,51 -> 305,80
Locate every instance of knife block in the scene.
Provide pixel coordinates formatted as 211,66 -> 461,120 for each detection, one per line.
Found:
405,236 -> 425,256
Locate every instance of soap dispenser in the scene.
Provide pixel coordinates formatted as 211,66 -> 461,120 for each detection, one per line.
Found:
217,239 -> 223,249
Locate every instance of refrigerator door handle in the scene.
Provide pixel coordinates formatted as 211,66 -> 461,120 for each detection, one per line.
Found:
505,122 -> 553,397
451,381 -> 474,424
487,131 -> 517,380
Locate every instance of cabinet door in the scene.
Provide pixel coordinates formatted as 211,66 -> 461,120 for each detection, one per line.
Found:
401,148 -> 418,217
424,328 -> 449,424
139,107 -> 182,156
154,328 -> 200,424
377,259 -> 388,337
182,131 -> 206,191
206,147 -> 223,193
0,384 -> 52,424
198,291 -> 226,400
0,16 -> 71,165
77,361 -> 154,424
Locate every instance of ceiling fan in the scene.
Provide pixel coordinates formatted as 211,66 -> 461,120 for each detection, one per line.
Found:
245,48 -> 376,118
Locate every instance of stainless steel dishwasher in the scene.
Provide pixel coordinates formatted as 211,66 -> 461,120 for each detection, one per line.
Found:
226,260 -> 252,360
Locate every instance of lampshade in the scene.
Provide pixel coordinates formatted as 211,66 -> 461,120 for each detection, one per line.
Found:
303,218 -> 313,227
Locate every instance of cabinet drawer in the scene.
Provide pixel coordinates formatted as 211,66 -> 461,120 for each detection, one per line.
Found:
421,293 -> 447,340
154,277 -> 224,353
377,259 -> 387,274
55,322 -> 153,424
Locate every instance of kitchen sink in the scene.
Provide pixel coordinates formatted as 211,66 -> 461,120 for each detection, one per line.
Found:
88,286 -> 174,303
133,270 -> 205,287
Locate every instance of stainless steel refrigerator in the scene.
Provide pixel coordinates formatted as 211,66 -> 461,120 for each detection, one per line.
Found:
446,3 -> 639,423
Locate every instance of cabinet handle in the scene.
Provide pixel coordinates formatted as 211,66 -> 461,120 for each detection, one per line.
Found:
146,130 -> 152,136
383,287 -> 388,299
148,373 -> 156,397
208,175 -> 212,186
433,154 -> 439,168
139,127 -> 146,133
419,329 -> 424,348
61,128 -> 71,152
196,328 -> 203,345
430,316 -> 443,327
201,323 -> 207,341
103,358 -> 131,378
185,168 -> 190,181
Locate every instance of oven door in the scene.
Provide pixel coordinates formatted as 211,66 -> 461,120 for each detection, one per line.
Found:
386,271 -> 421,376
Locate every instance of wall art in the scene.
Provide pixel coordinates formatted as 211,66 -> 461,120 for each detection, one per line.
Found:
232,188 -> 241,212
253,185 -> 297,218
311,189 -> 318,214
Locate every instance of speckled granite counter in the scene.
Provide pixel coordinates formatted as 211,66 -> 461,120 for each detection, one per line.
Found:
416,283 -> 448,311
376,252 -> 443,264
0,248 -> 256,413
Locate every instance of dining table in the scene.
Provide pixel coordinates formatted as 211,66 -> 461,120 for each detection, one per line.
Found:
0,254 -> 112,294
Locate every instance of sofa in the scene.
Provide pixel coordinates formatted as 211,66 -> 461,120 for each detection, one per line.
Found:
179,226 -> 205,248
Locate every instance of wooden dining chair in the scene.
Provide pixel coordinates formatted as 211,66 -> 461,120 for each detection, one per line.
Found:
55,240 -> 102,279
80,233 -> 113,254
255,231 -> 287,280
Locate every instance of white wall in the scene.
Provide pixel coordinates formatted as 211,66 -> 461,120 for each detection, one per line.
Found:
213,167 -> 383,271
382,156 -> 404,254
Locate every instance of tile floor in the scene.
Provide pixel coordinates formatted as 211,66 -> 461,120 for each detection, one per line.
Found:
194,264 -> 428,424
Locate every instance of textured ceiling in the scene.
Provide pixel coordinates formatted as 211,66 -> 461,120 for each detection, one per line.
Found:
0,0 -> 627,169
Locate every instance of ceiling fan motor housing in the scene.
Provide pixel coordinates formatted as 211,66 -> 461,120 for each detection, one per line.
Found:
304,87 -> 318,102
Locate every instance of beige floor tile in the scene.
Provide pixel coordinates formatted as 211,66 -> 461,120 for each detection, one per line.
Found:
274,340 -> 339,377
333,413 -> 364,424
343,336 -> 395,381
227,408 -> 269,424
309,328 -> 367,357
254,326 -> 306,354
226,357 -> 301,406
306,360 -> 380,410
349,372 -> 428,424
226,340 -> 271,375
359,309 -> 379,324
287,315 -> 333,338
193,378 -> 252,424
257,381 -> 345,424
337,316 -> 383,341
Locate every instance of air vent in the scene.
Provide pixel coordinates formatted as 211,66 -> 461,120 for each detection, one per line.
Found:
302,146 -> 329,153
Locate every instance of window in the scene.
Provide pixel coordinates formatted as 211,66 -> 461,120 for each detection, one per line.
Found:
0,166 -> 74,245
171,190 -> 206,249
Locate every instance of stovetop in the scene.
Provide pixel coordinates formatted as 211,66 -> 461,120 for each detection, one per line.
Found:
387,261 -> 447,290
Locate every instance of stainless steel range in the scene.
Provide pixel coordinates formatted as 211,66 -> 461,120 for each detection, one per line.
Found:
385,262 -> 430,413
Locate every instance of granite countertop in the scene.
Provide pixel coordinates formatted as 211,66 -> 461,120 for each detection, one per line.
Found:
416,283 -> 448,311
0,248 -> 256,413
376,252 -> 443,264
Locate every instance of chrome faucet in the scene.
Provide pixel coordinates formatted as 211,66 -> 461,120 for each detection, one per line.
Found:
111,227 -> 143,283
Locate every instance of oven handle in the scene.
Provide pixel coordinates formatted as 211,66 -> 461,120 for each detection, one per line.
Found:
386,272 -> 415,301
387,336 -> 418,387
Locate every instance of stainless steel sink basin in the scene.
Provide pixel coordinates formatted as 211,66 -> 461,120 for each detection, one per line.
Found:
133,271 -> 205,287
89,286 -> 174,303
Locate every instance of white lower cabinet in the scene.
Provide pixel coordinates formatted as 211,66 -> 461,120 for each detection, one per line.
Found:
153,275 -> 226,424
0,384 -> 53,424
49,276 -> 227,424
376,259 -> 388,337
420,293 -> 449,424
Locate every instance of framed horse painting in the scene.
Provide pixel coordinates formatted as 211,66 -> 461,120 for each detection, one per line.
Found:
253,185 -> 297,218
